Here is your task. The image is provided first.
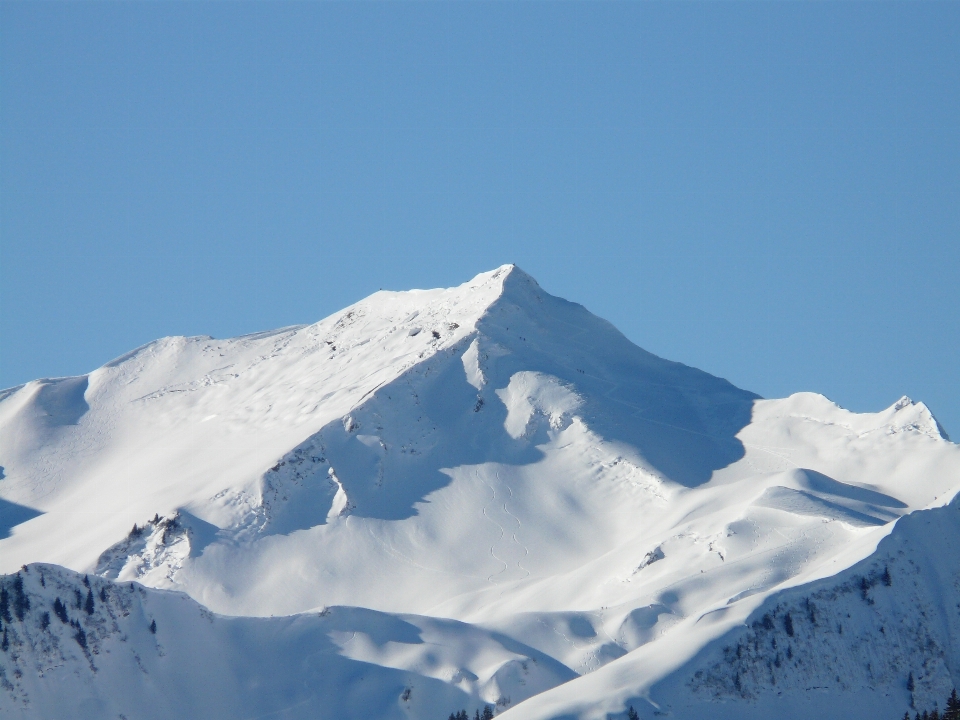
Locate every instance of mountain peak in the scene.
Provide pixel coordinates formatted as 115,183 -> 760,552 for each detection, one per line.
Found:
462,263 -> 541,299
495,263 -> 545,298
3,265 -> 960,720
488,263 -> 537,284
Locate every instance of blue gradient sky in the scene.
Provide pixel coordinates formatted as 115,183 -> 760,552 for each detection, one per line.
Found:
2,2 -> 958,435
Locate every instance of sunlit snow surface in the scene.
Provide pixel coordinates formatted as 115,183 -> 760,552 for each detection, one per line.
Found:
1,266 -> 957,719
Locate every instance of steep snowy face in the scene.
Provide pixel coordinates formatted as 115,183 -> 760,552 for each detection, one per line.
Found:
1,266 -> 958,720
0,267 -> 510,571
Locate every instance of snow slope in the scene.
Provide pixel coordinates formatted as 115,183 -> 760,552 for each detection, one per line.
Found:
1,265 -> 957,718
501,492 -> 960,720
0,564 -> 571,719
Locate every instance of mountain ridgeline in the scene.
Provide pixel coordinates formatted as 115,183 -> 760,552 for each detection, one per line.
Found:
0,266 -> 957,719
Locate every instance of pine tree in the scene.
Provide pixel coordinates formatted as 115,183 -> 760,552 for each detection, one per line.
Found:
946,690 -> 960,720
482,707 -> 494,720
149,619 -> 157,634
53,597 -> 69,623
12,574 -> 30,620
783,613 -> 794,637
627,707 -> 640,720
0,586 -> 10,623
85,589 -> 95,615
1,629 -> 7,652
909,672 -> 916,692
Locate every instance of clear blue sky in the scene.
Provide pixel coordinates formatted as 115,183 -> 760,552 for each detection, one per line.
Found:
2,1 -> 958,435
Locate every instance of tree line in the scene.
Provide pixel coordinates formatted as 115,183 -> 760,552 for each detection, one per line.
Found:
904,688 -> 960,720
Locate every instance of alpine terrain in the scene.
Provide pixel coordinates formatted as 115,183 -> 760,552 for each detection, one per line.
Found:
0,265 -> 957,719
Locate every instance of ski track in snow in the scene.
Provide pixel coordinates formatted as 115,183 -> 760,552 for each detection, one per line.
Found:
241,697 -> 316,720
479,469 -> 509,584
742,442 -> 800,468
498,471 -> 531,581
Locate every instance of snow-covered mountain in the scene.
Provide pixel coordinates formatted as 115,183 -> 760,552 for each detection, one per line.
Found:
1,265 -> 957,719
